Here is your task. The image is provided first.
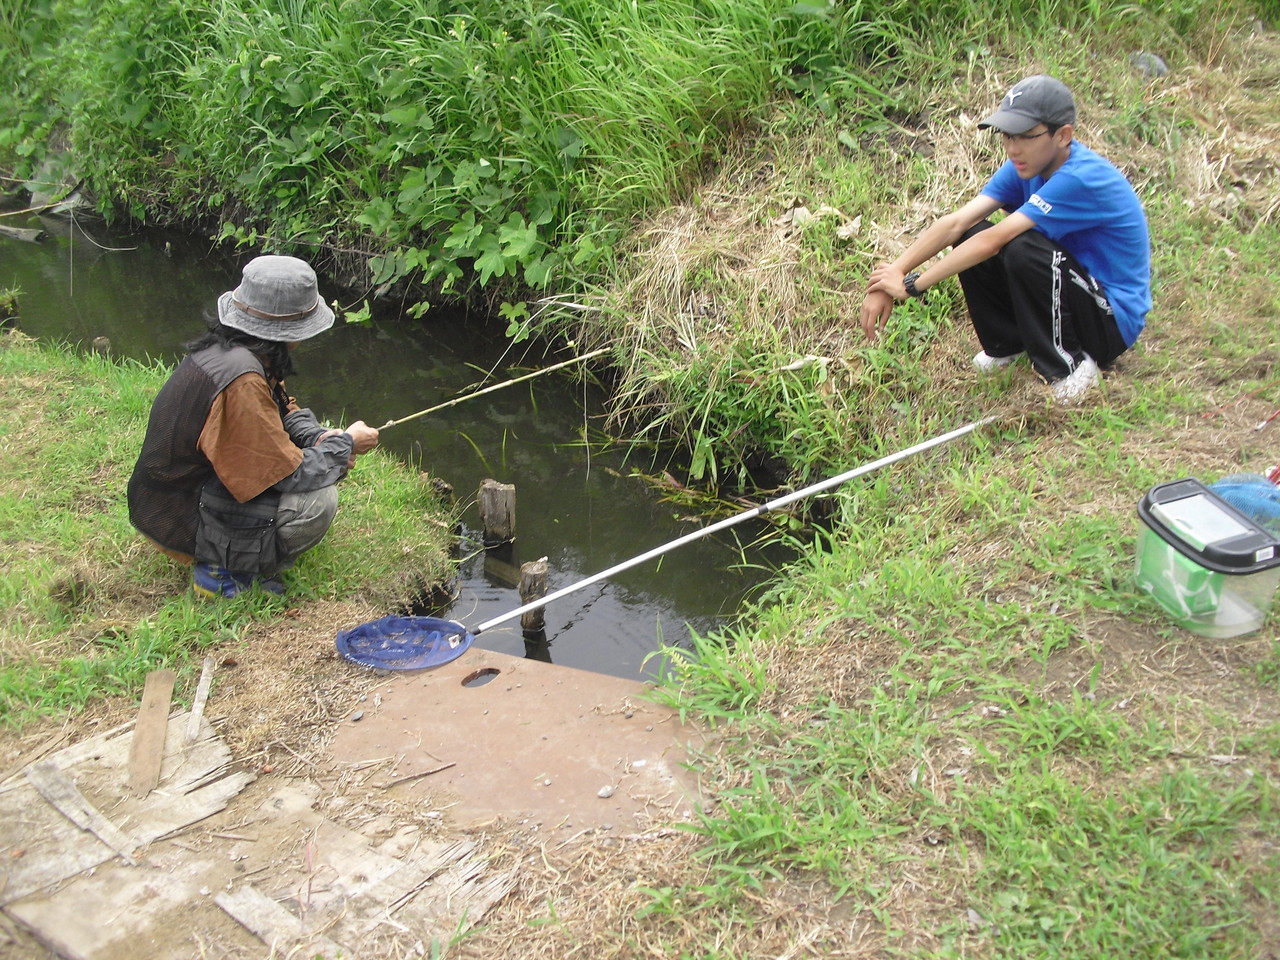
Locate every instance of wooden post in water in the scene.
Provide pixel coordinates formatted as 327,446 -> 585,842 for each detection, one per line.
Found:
478,478 -> 515,547
519,556 -> 549,632
523,629 -> 552,663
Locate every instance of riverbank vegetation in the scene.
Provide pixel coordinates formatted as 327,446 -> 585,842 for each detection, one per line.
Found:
3,0 -> 1280,957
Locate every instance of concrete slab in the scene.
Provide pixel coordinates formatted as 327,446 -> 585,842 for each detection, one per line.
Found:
326,647 -> 710,830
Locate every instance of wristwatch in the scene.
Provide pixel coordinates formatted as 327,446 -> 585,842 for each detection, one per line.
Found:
903,272 -> 927,299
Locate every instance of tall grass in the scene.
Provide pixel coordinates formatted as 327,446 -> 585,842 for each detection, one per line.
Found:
0,0 -> 1245,315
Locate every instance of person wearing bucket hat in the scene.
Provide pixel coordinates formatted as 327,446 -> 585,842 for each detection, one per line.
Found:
859,74 -> 1151,405
127,255 -> 380,597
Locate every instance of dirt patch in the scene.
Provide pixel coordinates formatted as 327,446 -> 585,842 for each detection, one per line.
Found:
0,600 -> 720,960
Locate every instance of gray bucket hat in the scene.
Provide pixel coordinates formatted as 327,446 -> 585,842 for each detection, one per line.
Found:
217,255 -> 335,342
978,75 -> 1076,134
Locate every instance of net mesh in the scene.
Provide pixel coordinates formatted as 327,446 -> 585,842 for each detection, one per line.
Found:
335,615 -> 473,671
1210,473 -> 1280,537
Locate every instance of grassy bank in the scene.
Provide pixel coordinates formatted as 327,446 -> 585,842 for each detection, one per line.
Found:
0,331 -> 456,723
3,2 -> 1280,957
463,19 -> 1280,960
0,1 -> 1247,323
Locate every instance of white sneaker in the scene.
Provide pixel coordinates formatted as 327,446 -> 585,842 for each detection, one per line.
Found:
1050,355 -> 1100,404
973,350 -> 1025,373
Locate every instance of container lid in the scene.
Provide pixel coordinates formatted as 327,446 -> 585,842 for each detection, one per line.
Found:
1138,477 -> 1280,573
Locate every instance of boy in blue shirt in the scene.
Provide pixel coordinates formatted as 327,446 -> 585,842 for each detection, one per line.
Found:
860,75 -> 1151,404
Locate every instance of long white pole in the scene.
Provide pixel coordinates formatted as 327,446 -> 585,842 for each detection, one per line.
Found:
473,415 -> 997,635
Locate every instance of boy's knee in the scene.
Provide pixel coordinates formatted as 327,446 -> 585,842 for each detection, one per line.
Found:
1000,230 -> 1053,270
959,220 -> 995,244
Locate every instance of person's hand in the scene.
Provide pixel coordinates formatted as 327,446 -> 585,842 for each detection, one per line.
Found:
345,421 -> 380,455
860,289 -> 896,340
868,263 -> 910,303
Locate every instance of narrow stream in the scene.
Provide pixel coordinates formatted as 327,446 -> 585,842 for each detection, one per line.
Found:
2,212 -> 788,680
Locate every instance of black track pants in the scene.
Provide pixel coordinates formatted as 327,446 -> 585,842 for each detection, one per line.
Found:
956,221 -> 1129,382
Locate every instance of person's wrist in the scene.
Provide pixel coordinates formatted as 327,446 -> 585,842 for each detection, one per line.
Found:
903,272 -> 927,300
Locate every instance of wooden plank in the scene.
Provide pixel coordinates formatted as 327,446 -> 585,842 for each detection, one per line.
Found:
346,838 -> 477,922
0,716 -> 140,793
215,884 -> 347,960
185,657 -> 215,745
0,714 -> 252,905
0,729 -> 70,788
0,785 -> 125,904
25,763 -> 138,865
129,668 -> 176,797
134,771 -> 255,842
0,770 -> 253,905
0,708 -> 209,796
6,855 -> 212,960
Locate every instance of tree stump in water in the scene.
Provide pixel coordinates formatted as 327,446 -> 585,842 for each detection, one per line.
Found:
478,478 -> 515,547
519,556 -> 549,632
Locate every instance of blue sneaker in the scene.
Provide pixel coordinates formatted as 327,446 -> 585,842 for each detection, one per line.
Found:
193,562 -> 285,598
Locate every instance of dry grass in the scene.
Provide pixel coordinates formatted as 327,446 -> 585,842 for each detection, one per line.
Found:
591,28 -> 1280,449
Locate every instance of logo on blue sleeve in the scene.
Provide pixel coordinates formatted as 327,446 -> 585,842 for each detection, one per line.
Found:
1029,193 -> 1053,214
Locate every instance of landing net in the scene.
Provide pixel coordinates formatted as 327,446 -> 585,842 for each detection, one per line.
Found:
336,615 -> 473,671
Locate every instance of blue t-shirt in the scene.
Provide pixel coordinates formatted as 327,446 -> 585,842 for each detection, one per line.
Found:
981,141 -> 1151,346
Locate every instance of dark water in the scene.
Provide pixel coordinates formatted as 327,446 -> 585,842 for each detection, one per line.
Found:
1,212 -> 787,680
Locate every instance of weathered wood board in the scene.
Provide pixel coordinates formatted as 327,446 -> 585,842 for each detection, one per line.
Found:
0,711 -> 250,906
2,731 -> 513,960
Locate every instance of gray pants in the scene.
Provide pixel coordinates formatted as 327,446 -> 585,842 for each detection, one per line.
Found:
275,486 -> 339,569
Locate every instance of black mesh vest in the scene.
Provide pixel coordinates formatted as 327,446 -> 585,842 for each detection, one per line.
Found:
127,345 -> 269,555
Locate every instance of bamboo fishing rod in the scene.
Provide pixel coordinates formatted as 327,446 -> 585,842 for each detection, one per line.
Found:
470,415 -> 999,636
379,346 -> 609,430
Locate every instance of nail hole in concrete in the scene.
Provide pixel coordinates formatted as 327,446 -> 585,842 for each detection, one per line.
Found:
462,667 -> 501,688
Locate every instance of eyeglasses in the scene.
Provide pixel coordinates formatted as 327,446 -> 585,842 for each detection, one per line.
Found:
1000,128 -> 1053,143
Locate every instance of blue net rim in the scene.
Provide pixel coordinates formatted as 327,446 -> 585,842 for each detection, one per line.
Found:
336,615 -> 474,671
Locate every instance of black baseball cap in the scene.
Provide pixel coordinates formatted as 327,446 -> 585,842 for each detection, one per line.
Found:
978,75 -> 1076,134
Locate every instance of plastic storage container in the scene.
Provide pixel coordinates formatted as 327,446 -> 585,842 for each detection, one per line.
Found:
1136,477 -> 1280,638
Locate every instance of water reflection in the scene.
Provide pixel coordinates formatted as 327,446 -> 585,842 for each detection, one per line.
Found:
2,212 -> 787,679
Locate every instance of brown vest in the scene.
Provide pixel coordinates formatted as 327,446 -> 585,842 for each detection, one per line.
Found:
127,345 -> 267,555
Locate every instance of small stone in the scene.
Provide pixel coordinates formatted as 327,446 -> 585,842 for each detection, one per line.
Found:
350,710 -> 363,722
598,785 -> 615,798
624,710 -> 634,719
1129,51 -> 1169,78
543,779 -> 552,786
